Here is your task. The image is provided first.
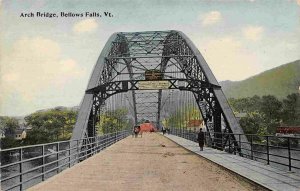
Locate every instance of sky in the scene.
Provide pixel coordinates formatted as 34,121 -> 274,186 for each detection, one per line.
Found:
0,0 -> 299,116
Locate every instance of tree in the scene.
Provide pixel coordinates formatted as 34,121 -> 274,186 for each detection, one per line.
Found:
165,104 -> 202,130
24,109 -> 77,144
1,137 -> 21,149
96,108 -> 130,135
259,95 -> 282,134
248,95 -> 261,112
282,93 -> 300,125
0,117 -> 20,149
228,98 -> 247,113
228,96 -> 261,113
0,117 -> 19,138
260,95 -> 282,120
239,112 -> 267,136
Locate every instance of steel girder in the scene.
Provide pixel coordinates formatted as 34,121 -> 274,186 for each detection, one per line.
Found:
71,30 -> 249,153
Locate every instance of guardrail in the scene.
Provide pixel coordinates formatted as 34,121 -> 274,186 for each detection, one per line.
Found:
169,128 -> 300,173
0,130 -> 130,191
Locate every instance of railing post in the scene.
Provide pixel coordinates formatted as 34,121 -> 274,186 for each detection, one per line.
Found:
100,137 -> 103,151
57,143 -> 60,173
19,148 -> 23,190
88,138 -> 91,157
221,132 -> 223,150
239,134 -> 241,155
68,141 -> 71,168
228,135 -> 231,153
95,137 -> 99,153
93,137 -> 95,154
85,139 -> 88,159
77,140 -> 79,162
251,135 -> 253,160
233,134 -> 236,155
186,129 -> 187,139
42,145 -> 45,181
288,137 -> 291,171
93,138 -> 95,153
95,137 -> 98,153
266,136 -> 270,165
92,137 -> 94,155
97,137 -> 99,152
213,132 -> 216,149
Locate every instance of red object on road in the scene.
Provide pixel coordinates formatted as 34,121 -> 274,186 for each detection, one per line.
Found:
140,122 -> 157,132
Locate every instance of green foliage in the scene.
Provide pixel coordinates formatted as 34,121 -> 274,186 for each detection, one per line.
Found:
221,60 -> 300,99
228,95 -> 261,113
96,108 -> 130,135
1,137 -> 21,149
24,109 -> 77,144
230,93 -> 300,135
260,95 -> 282,134
239,112 -> 268,140
282,93 -> 300,125
260,95 -> 282,121
22,128 -> 52,145
0,116 -> 19,137
165,104 -> 202,129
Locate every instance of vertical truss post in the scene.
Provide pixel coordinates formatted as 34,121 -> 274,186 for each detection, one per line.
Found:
213,102 -> 222,148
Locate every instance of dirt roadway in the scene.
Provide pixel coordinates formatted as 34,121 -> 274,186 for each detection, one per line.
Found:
29,133 -> 262,191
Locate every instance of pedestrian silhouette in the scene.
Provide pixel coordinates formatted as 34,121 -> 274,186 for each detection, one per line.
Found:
134,126 -> 140,138
197,128 -> 205,151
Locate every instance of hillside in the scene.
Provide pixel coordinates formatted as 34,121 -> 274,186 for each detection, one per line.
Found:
220,60 -> 300,99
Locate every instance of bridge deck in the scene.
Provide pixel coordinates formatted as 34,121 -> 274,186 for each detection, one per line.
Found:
28,133 -> 258,191
165,134 -> 300,191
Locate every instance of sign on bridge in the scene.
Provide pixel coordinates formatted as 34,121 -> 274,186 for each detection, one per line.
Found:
138,80 -> 170,90
145,69 -> 163,80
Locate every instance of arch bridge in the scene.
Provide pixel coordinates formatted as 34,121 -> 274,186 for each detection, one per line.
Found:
71,30 -> 248,150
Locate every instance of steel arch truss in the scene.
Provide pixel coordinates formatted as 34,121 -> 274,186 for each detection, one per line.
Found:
71,30 -> 248,150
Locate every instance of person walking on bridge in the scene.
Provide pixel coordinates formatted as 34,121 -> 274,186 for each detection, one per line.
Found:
162,125 -> 166,135
134,126 -> 140,138
197,128 -> 205,151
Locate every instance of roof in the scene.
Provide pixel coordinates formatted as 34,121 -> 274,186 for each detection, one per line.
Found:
187,120 -> 203,127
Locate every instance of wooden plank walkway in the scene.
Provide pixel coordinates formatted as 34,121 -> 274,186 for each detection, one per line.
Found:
28,133 -> 259,191
164,134 -> 300,191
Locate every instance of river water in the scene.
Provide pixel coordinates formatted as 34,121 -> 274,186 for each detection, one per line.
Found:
1,143 -> 70,191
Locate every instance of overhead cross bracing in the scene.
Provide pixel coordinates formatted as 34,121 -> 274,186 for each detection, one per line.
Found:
71,30 -> 249,155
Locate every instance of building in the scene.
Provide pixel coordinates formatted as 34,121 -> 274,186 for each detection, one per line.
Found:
187,119 -> 205,131
276,126 -> 300,137
14,129 -> 27,140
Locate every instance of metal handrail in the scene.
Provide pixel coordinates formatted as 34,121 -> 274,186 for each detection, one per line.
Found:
170,128 -> 300,172
0,130 -> 130,191
1,132 -> 119,152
